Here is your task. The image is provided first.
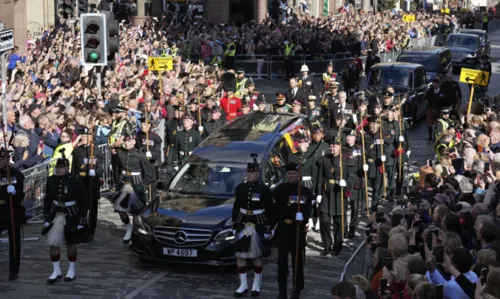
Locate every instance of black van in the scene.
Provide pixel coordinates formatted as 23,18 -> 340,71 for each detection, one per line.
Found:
396,47 -> 452,83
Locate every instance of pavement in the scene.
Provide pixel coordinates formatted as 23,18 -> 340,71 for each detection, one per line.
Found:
2,30 -> 500,299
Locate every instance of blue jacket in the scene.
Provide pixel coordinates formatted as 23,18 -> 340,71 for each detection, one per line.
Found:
8,53 -> 26,71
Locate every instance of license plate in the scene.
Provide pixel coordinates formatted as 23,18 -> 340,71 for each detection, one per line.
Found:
163,247 -> 198,257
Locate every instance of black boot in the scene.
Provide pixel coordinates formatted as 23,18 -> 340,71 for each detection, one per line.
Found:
427,127 -> 433,141
347,228 -> 355,239
8,272 -> 18,281
291,290 -> 301,299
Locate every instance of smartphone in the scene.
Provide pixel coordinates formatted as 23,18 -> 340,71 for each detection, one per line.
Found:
38,140 -> 44,148
481,268 -> 488,285
404,214 -> 414,228
365,228 -> 371,237
436,284 -> 444,299
427,159 -> 434,167
426,232 -> 433,249
385,257 -> 393,271
380,278 -> 388,293
434,245 -> 444,263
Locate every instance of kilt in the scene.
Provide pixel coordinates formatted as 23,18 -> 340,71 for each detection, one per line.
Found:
234,223 -> 265,259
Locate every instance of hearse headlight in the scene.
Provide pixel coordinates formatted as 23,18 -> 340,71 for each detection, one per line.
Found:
206,229 -> 235,251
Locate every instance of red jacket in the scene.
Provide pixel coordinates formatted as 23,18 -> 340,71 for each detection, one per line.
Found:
220,97 -> 242,120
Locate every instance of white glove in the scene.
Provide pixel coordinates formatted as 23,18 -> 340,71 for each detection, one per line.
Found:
89,169 -> 96,177
146,151 -> 152,158
339,180 -> 347,187
198,126 -> 204,132
381,155 -> 386,162
44,222 -> 50,227
77,225 -> 84,230
316,195 -> 322,204
363,164 -> 369,171
174,166 -> 179,171
7,185 -> 15,195
399,135 -> 405,142
352,114 -> 358,124
407,150 -> 411,158
295,212 -> 304,221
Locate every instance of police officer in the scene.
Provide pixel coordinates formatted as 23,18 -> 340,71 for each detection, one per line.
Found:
223,38 -> 237,70
315,138 -> 347,256
43,149 -> 88,284
235,69 -> 252,99
203,106 -> 226,136
305,95 -> 322,125
273,163 -> 314,299
175,114 -> 203,165
270,94 -> 292,113
434,107 -> 454,141
0,145 -> 25,281
298,64 -> 315,96
165,106 -> 183,169
231,154 -> 275,298
364,117 -> 383,212
71,127 -> 104,238
343,129 -> 364,238
114,132 -> 155,243
284,40 -> 296,79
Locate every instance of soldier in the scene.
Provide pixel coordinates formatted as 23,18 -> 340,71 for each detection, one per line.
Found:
440,73 -> 462,115
0,145 -> 25,281
175,114 -> 203,165
245,81 -> 265,111
290,100 -> 303,115
307,127 -> 329,232
321,81 -> 340,129
315,138 -> 347,256
381,106 -> 402,201
71,127 -> 104,238
231,154 -> 275,298
426,78 -> 445,141
365,49 -> 380,76
343,129 -> 364,238
434,107 -> 454,141
187,98 -> 202,128
321,63 -> 337,94
109,106 -> 134,185
113,132 -> 155,242
255,98 -> 267,112
43,150 -> 88,284
298,64 -> 315,96
355,97 -> 369,125
329,91 -> 353,130
270,94 -> 291,113
287,138 -> 315,191
165,106 -> 183,168
220,90 -> 242,121
305,95 -> 322,125
381,91 -> 394,109
364,117 -> 384,212
137,118 -> 162,197
273,163 -> 314,299
342,57 -> 361,102
203,106 -> 226,136
394,109 -> 412,195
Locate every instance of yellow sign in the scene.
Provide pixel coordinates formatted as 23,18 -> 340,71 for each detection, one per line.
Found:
148,57 -> 173,71
461,8 -> 468,12
402,14 -> 415,22
440,8 -> 450,14
459,68 -> 490,86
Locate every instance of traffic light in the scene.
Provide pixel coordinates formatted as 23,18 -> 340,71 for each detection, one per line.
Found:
80,13 -> 107,66
58,0 -> 75,18
78,0 -> 88,16
104,11 -> 119,65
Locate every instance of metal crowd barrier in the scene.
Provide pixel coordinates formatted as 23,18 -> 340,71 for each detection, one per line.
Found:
269,55 -> 304,78
304,54 -> 333,76
235,55 -> 270,78
340,240 -> 369,281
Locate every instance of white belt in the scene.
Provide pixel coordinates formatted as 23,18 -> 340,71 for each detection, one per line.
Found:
53,200 -> 76,207
240,208 -> 264,215
122,171 -> 141,175
180,151 -> 192,156
289,200 -> 306,204
302,176 -> 312,180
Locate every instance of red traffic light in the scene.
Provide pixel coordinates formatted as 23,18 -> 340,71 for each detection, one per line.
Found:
85,38 -> 100,49
85,23 -> 100,34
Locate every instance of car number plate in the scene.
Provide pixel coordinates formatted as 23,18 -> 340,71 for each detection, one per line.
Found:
163,247 -> 198,257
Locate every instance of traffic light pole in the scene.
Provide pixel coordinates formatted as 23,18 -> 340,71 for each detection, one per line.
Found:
95,66 -> 102,98
1,52 -> 7,129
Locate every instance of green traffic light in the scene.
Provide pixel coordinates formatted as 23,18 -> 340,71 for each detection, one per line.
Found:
90,52 -> 99,61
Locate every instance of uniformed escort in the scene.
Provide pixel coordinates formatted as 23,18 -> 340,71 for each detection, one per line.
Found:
109,106 -> 134,184
298,64 -> 315,96
203,106 -> 226,136
307,127 -> 329,232
136,118 -> 163,165
321,81 -> 340,129
322,63 -> 337,94
270,94 -> 292,113
231,154 -> 275,298
113,132 -> 155,243
71,127 -> 104,237
43,149 -> 88,284
272,163 -> 313,299
165,106 -> 183,168
305,95 -> 322,125
381,106 -> 402,201
364,117 -> 384,212
175,114 -> 203,165
245,81 -> 265,111
343,129 -> 364,238
287,138 -> 315,191
0,145 -> 25,281
315,137 -> 348,256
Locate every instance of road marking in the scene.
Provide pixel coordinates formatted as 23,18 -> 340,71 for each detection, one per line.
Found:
124,271 -> 167,299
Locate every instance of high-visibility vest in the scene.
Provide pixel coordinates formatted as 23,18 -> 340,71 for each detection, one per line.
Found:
225,43 -> 236,57
484,16 -> 489,23
235,78 -> 248,98
48,143 -> 74,176
285,44 -> 295,57
171,48 -> 179,56
109,120 -> 127,146
434,118 -> 449,140
435,139 -> 454,160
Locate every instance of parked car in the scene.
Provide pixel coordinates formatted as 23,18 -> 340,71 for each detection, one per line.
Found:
396,47 -> 452,83
362,62 -> 428,127
130,112 -> 312,265
456,29 -> 491,56
445,33 -> 484,73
